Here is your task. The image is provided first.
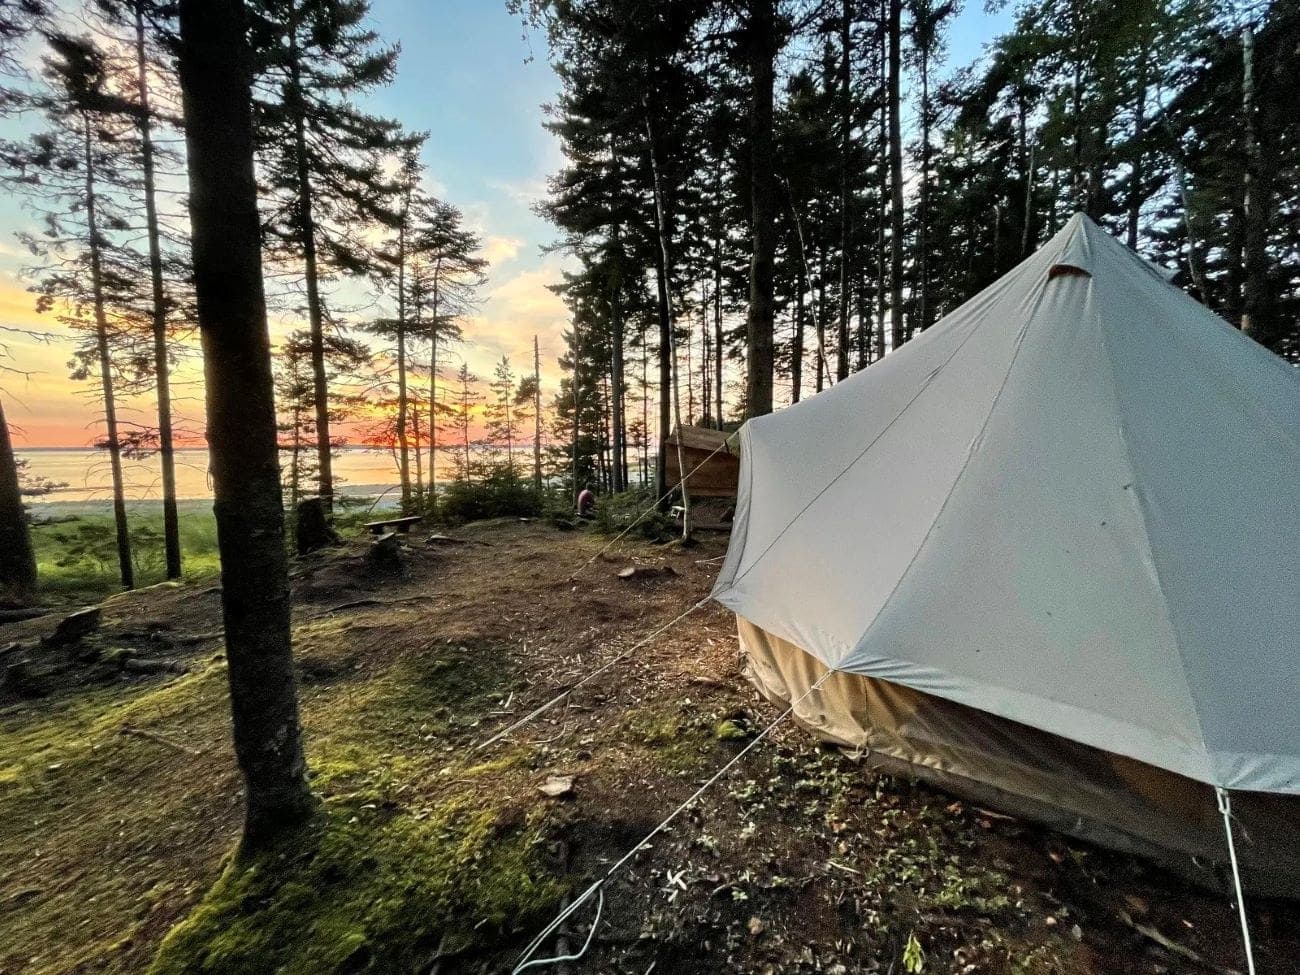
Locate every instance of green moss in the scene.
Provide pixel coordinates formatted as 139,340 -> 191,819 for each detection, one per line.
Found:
148,801 -> 561,975
714,718 -> 753,741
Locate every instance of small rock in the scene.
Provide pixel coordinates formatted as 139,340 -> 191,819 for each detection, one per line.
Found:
746,916 -> 765,937
1070,924 -> 1082,941
425,534 -> 466,546
538,774 -> 575,799
616,564 -> 678,582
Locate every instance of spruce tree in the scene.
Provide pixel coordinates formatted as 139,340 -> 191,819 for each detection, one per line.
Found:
249,0 -> 408,510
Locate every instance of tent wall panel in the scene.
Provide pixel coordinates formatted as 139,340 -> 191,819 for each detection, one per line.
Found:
738,616 -> 1300,898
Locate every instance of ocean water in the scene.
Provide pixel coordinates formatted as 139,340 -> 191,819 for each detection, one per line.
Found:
18,447 -> 408,506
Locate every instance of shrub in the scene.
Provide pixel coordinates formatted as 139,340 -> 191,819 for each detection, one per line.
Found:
593,489 -> 675,541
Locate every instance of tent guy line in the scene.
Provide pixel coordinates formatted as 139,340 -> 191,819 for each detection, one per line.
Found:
472,594 -> 715,753
1217,787 -> 1257,975
512,670 -> 835,974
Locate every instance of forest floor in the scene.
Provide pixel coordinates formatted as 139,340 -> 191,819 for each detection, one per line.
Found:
0,520 -> 1296,975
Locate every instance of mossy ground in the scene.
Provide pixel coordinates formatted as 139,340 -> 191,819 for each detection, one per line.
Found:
2,521 -> 1295,975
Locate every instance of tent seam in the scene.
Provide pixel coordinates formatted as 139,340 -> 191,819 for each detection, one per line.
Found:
1095,278 -> 1218,786
843,266 -> 1054,668
719,269 -> 1027,597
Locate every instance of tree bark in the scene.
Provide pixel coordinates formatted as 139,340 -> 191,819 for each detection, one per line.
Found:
133,0 -> 180,579
712,162 -> 724,428
533,334 -> 543,494
836,0 -> 852,379
916,19 -> 931,335
0,396 -> 37,606
647,124 -> 673,502
1239,25 -> 1274,344
427,259 -> 441,511
744,0 -> 777,417
84,115 -> 133,591
176,0 -> 314,849
285,0 -> 333,510
887,0 -> 905,352
646,107 -> 690,535
609,215 -> 626,492
395,220 -> 411,512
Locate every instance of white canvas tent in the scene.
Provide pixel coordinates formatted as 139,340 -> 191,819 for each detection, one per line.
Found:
713,214 -> 1300,894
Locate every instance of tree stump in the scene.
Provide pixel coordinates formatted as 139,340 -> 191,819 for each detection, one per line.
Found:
367,531 -> 403,572
44,607 -> 101,648
295,496 -> 338,555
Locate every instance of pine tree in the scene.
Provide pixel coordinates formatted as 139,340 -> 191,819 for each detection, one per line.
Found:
18,33 -> 142,590
175,0 -> 314,847
249,0 -> 408,510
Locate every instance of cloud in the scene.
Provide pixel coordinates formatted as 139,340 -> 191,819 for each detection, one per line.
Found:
486,176 -> 550,211
480,235 -> 524,267
457,252 -> 574,387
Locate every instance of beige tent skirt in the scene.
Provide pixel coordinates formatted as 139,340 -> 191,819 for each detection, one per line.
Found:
738,617 -> 1300,898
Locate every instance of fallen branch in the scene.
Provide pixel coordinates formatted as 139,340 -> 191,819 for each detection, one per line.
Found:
119,724 -> 203,757
1117,910 -> 1240,975
313,595 -> 426,617
173,631 -> 224,646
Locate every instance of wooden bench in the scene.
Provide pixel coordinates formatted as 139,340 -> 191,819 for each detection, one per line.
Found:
364,514 -> 423,536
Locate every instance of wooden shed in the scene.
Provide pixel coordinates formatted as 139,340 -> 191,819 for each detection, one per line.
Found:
663,425 -> 740,498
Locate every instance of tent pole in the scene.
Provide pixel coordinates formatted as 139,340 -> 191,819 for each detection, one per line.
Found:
1215,787 -> 1257,975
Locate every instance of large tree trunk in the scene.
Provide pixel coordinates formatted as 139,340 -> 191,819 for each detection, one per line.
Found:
887,0 -> 905,353
646,108 -> 690,535
395,222 -> 411,512
915,24 -> 931,335
836,0 -> 852,380
0,396 -> 36,606
176,0 -> 314,849
744,0 -> 777,418
816,244 -> 827,393
791,262 -> 805,403
532,334 -> 543,494
648,142 -> 673,502
84,116 -> 134,591
874,2 -> 887,361
609,223 -> 626,493
427,264 -> 440,511
712,169 -> 724,429
286,0 -> 333,511
1239,25 -> 1275,344
134,0 -> 181,580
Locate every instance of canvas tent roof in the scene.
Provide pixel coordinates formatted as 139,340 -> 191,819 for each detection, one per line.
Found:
713,213 -> 1300,796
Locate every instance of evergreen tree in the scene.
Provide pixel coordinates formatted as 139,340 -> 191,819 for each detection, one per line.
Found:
249,0 -> 409,509
175,0 -> 314,847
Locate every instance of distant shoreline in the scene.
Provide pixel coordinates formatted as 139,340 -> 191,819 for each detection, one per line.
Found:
26,488 -> 404,516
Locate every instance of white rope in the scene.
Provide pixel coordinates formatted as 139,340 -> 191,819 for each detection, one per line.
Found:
511,671 -> 833,973
513,887 -> 605,974
568,431 -> 738,581
474,595 -> 714,752
1216,787 -> 1257,975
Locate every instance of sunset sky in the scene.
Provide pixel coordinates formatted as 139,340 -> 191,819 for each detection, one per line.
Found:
0,0 -> 1009,449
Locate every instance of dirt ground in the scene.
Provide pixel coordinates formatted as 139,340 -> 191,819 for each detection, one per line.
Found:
0,520 -> 1295,974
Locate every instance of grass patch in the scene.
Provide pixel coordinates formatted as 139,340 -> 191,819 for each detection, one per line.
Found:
30,508 -> 222,604
148,800 -> 561,975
